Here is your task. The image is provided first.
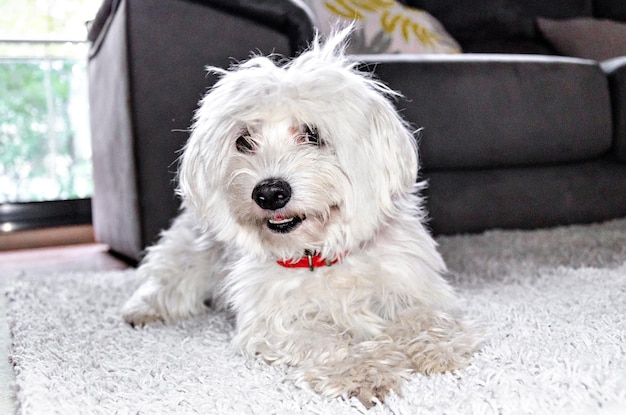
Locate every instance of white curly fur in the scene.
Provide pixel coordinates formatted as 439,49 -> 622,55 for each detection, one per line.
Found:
122,27 -> 479,407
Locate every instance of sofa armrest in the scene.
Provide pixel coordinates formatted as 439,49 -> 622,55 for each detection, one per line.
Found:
89,0 -> 315,55
88,0 -> 313,261
188,0 -> 315,53
360,54 -> 613,170
602,56 -> 626,160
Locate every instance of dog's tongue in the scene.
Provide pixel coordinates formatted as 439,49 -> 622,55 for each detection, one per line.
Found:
267,214 -> 304,233
270,215 -> 292,224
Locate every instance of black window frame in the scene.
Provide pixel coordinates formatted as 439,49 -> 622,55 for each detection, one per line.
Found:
0,199 -> 92,233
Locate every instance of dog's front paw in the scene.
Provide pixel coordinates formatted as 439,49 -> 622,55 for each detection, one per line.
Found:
121,297 -> 164,327
300,360 -> 407,408
342,373 -> 399,408
121,279 -> 166,327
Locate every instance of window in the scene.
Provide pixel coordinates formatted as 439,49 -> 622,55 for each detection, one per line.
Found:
0,0 -> 101,233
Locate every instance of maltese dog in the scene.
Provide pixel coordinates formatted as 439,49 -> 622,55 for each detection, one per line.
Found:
122,28 -> 478,406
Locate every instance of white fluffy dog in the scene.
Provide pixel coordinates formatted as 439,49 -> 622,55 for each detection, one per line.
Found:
122,28 -> 478,406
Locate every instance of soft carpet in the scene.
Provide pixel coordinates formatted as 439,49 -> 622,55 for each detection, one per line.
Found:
5,219 -> 626,414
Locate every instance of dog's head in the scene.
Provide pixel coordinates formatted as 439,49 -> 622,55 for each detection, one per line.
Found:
178,28 -> 418,260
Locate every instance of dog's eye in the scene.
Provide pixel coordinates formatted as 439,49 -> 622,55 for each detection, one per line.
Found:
302,126 -> 322,146
236,133 -> 255,154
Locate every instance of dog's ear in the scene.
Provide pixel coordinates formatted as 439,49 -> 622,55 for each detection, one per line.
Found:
348,86 -> 418,226
329,83 -> 419,243
368,95 -> 419,198
177,103 -> 236,234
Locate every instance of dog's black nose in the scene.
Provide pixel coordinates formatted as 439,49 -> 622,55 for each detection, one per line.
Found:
252,179 -> 292,210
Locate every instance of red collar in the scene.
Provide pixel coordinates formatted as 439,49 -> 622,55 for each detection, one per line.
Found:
277,250 -> 343,271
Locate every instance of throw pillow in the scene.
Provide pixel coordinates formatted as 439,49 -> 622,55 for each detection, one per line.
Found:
537,17 -> 626,61
301,0 -> 461,54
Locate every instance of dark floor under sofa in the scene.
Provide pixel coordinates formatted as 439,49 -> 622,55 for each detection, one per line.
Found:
87,0 -> 626,262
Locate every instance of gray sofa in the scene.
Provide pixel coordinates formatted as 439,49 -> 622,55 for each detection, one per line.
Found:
88,0 -> 626,262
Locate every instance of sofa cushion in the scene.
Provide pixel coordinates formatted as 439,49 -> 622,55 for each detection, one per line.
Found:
401,0 -> 593,53
424,160 -> 626,234
302,0 -> 460,54
537,17 -> 626,61
593,0 -> 626,21
364,54 -> 613,170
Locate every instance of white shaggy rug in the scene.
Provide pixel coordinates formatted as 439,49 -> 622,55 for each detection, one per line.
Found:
6,219 -> 626,414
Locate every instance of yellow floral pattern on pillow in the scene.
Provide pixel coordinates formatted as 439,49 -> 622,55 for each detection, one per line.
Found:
304,0 -> 461,54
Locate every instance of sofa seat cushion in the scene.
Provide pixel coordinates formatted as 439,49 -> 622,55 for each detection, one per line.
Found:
424,159 -> 626,234
602,56 -> 626,159
365,54 -> 613,169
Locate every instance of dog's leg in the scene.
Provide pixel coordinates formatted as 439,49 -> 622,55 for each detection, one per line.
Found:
289,333 -> 412,408
388,308 -> 480,376
284,309 -> 478,407
122,210 -> 227,326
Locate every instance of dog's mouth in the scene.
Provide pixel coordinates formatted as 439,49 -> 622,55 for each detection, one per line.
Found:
267,214 -> 305,233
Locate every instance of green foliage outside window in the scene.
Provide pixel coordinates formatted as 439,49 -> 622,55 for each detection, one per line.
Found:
0,0 -> 99,204
0,58 -> 92,202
